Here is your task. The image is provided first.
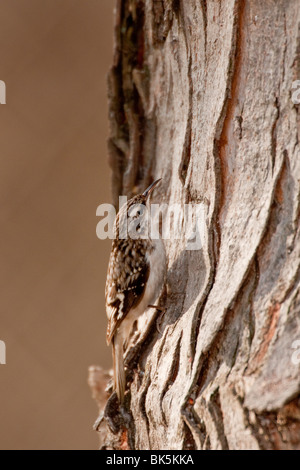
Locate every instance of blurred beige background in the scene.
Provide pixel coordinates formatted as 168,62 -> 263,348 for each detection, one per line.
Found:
0,0 -> 113,450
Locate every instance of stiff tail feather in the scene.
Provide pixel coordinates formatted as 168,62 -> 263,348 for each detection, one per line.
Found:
112,337 -> 125,403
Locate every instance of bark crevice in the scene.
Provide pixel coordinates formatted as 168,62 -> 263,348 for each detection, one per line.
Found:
91,0 -> 300,450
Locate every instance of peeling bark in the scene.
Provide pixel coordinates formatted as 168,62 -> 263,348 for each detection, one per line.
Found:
91,0 -> 300,450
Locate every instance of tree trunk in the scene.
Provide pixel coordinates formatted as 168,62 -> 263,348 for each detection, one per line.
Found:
91,0 -> 300,450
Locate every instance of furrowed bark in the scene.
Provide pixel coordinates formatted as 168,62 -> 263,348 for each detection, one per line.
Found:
90,0 -> 300,450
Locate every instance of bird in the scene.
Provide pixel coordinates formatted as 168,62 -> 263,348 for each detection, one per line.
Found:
105,179 -> 166,403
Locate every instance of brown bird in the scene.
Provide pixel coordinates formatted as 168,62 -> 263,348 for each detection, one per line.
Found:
105,179 -> 166,403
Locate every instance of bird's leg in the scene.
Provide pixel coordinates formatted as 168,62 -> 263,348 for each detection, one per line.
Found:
148,304 -> 165,312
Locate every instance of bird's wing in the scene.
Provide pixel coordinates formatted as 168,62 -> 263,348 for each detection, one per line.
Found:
105,241 -> 150,345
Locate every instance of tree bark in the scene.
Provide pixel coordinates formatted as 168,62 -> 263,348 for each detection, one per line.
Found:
91,0 -> 300,450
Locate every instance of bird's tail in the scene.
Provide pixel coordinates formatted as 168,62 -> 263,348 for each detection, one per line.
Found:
112,337 -> 125,403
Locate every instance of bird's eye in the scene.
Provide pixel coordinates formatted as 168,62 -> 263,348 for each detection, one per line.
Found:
129,206 -> 142,218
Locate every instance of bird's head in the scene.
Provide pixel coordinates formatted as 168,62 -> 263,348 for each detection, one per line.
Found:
115,179 -> 162,240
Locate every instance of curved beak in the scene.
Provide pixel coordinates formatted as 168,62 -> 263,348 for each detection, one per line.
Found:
143,178 -> 162,200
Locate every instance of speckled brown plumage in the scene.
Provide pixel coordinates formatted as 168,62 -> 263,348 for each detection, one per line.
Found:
105,180 -> 166,403
106,237 -> 151,345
